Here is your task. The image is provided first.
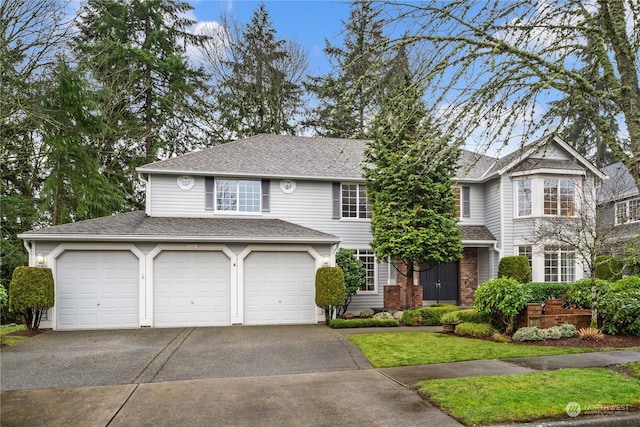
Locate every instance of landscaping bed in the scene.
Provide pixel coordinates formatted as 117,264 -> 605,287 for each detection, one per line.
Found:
513,333 -> 640,349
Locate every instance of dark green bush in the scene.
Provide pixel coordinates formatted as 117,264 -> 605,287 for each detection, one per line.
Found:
440,308 -> 490,324
315,267 -> 345,323
565,278 -> 609,308
401,305 -> 458,326
594,255 -> 623,281
454,322 -> 496,337
329,318 -> 399,328
596,276 -> 640,335
9,266 -> 54,330
498,256 -> 532,283
473,277 -> 530,334
523,282 -> 570,303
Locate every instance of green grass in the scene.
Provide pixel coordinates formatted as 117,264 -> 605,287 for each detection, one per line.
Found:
0,324 -> 27,346
348,332 -> 606,367
625,361 -> 640,378
416,368 -> 640,425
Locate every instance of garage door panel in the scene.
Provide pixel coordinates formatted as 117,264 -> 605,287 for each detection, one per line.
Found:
56,251 -> 139,330
244,251 -> 316,325
154,251 -> 230,327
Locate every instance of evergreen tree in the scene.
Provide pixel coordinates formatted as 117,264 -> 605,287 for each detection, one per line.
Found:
39,58 -> 127,225
364,63 -> 462,309
305,0 -> 390,138
73,0 -> 211,165
202,3 -> 307,139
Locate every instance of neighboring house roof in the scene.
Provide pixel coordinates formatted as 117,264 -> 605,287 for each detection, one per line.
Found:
460,225 -> 496,243
18,211 -> 340,244
137,134 -> 368,181
599,162 -> 639,204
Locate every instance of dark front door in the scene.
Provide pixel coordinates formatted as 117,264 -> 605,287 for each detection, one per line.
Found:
421,261 -> 459,303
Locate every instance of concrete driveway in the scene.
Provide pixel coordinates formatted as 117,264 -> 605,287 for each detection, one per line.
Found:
0,325 -> 462,426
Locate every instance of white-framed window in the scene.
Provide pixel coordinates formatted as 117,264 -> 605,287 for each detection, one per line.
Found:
177,175 -> 195,190
517,179 -> 532,216
544,246 -> 575,282
341,183 -> 371,219
352,248 -> 376,292
615,197 -> 640,225
205,178 -> 261,213
544,179 -> 575,216
518,245 -> 532,270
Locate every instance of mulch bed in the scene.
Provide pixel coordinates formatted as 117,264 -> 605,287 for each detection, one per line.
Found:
5,329 -> 43,337
513,334 -> 640,349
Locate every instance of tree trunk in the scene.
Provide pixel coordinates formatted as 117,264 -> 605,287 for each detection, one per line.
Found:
404,259 -> 418,310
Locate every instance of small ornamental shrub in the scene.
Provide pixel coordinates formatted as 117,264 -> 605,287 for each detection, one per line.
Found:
498,256 -> 532,283
512,326 -> 548,341
596,276 -> 640,335
315,267 -> 345,323
594,255 -> 623,281
578,327 -> 605,341
401,305 -> 458,326
329,318 -> 399,328
9,266 -> 55,330
0,284 -> 8,311
440,311 -> 461,324
545,326 -> 563,339
491,332 -> 511,343
557,323 -> 578,338
392,311 -> 404,321
373,312 -> 394,320
454,322 -> 496,338
441,308 -> 489,324
359,308 -> 374,318
565,278 -> 608,308
335,249 -> 366,317
523,282 -> 570,304
473,277 -> 530,334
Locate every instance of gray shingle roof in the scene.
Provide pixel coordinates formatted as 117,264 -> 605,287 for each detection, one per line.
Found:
19,211 -> 340,243
599,162 -> 639,203
460,225 -> 496,242
138,134 -> 368,180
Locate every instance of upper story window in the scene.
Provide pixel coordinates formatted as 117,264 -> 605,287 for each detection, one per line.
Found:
517,179 -> 532,216
615,197 -> 640,225
454,186 -> 470,218
205,177 -> 261,213
341,183 -> 371,219
544,179 -> 575,216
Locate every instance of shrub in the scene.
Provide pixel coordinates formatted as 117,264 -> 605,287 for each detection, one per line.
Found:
596,276 -> 640,335
454,322 -> 496,337
335,249 -> 366,317
491,332 -> 511,343
392,311 -> 404,321
440,311 -> 461,323
498,256 -> 531,283
315,267 -> 345,323
401,305 -> 458,326
578,327 -> 605,341
0,284 -> 7,311
512,326 -> 547,341
8,266 -> 55,330
523,282 -> 570,304
557,323 -> 578,338
546,326 -> 563,339
373,312 -> 394,320
594,255 -> 623,281
359,308 -> 374,318
440,308 -> 489,324
473,278 -> 530,334
565,278 -> 609,308
329,318 -> 399,328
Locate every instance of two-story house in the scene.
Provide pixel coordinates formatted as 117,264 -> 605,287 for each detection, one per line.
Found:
19,133 -> 604,330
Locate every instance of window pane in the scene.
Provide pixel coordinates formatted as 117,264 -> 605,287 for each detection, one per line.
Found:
355,249 -> 376,292
462,186 -> 471,218
454,187 -> 461,217
358,185 -> 372,218
238,180 -> 261,212
341,184 -> 357,218
518,180 -> 531,216
544,180 -> 558,215
216,180 -> 237,211
629,199 -> 640,222
544,246 -> 559,282
559,179 -> 575,216
615,201 -> 628,224
518,245 -> 532,270
560,249 -> 575,282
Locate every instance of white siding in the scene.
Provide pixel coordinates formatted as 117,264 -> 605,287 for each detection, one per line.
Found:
478,247 -> 492,284
149,174 -> 206,217
457,183 -> 486,225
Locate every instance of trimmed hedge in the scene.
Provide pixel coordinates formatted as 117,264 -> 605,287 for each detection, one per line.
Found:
329,318 -> 399,328
440,308 -> 490,324
454,322 -> 496,337
9,266 -> 54,329
498,256 -> 531,283
401,305 -> 458,326
597,276 -> 640,335
523,282 -> 570,303
315,267 -> 345,322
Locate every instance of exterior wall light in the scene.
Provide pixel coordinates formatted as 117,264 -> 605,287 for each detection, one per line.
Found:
37,253 -> 46,267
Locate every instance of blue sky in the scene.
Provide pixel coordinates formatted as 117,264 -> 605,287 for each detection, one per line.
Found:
188,0 -> 353,75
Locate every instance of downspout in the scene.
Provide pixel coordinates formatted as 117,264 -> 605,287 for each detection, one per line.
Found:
23,240 -> 34,266
493,175 -> 505,278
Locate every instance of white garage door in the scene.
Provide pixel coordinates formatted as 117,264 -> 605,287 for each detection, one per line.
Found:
154,251 -> 231,327
244,251 -> 316,325
56,250 -> 139,330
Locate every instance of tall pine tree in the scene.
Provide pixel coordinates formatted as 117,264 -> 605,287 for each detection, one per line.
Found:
365,54 -> 462,309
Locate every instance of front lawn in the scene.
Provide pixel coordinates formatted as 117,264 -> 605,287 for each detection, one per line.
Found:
0,324 -> 27,346
417,368 -> 640,425
348,332 -> 610,367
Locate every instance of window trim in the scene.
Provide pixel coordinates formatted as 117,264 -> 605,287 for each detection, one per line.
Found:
615,197 -> 640,225
343,247 -> 377,294
543,246 -> 575,283
205,177 -> 262,214
543,178 -> 575,217
516,179 -> 532,217
340,183 -> 371,220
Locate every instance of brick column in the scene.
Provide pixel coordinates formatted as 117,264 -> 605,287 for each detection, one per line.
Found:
459,247 -> 478,307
